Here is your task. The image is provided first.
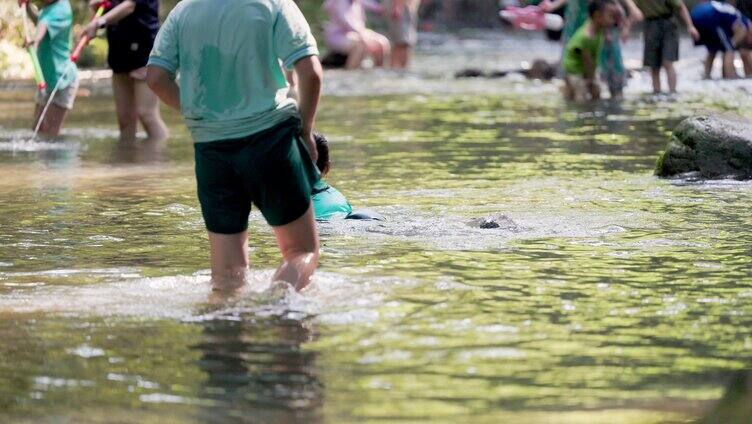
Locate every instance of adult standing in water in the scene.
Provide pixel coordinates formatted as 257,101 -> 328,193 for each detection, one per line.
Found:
80,0 -> 168,142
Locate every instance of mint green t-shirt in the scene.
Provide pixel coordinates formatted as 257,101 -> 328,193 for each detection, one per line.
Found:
38,0 -> 77,94
148,0 -> 319,143
313,181 -> 352,221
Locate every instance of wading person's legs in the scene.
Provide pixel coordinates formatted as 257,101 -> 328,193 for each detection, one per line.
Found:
134,78 -> 169,141
112,73 -> 138,141
704,50 -> 717,79
721,51 -> 738,79
741,49 -> 752,77
344,32 -> 367,69
272,205 -> 319,291
362,30 -> 391,67
36,104 -> 69,137
650,67 -> 662,93
664,60 -> 677,93
208,230 -> 250,291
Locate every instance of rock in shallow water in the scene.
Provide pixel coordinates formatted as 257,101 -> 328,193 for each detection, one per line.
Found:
468,214 -> 521,231
656,114 -> 752,179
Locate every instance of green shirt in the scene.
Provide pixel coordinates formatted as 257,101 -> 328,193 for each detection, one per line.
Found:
633,0 -> 682,19
312,181 -> 352,221
148,0 -> 319,143
38,0 -> 77,94
563,21 -> 604,76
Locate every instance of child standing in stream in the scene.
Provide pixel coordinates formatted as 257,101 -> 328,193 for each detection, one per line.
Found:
561,0 -> 619,101
19,0 -> 78,137
146,0 -> 323,291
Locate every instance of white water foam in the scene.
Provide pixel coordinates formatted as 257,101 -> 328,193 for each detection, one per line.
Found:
0,269 -> 415,325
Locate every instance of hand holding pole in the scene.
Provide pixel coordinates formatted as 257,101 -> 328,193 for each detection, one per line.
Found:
71,2 -> 109,63
18,0 -> 46,91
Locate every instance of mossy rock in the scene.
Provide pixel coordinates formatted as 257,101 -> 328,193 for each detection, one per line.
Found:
655,113 -> 752,179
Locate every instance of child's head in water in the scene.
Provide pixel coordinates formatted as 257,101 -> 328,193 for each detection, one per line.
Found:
314,133 -> 331,177
589,0 -> 618,29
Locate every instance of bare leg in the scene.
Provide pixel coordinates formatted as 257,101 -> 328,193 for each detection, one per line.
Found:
112,73 -> 138,141
721,52 -> 738,79
704,51 -> 717,79
36,103 -> 69,138
271,205 -> 319,291
363,30 -> 391,68
741,49 -> 752,77
345,33 -> 367,69
134,79 -> 169,142
392,45 -> 409,69
208,230 -> 250,292
650,67 -> 662,94
664,61 -> 677,93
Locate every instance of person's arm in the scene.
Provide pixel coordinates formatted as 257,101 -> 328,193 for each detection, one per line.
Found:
146,67 -> 181,110
81,0 -> 137,40
19,1 -> 40,24
25,21 -> 47,49
677,2 -> 700,41
294,56 -> 323,163
621,0 -> 643,23
285,69 -> 298,100
540,0 -> 567,13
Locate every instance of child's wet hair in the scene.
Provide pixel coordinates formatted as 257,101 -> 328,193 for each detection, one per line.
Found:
589,0 -> 616,17
314,132 -> 331,174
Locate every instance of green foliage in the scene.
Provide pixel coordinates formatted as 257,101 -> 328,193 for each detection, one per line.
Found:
76,37 -> 108,68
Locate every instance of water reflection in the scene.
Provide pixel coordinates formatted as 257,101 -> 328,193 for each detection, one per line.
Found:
194,308 -> 323,423
111,137 -> 167,164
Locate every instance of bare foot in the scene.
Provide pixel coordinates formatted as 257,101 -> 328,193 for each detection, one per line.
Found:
211,270 -> 248,293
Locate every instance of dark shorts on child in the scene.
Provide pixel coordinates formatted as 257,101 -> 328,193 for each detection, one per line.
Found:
644,16 -> 679,68
194,118 -> 319,234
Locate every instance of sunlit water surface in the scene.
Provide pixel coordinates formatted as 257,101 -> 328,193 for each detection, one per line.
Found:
0,33 -> 751,423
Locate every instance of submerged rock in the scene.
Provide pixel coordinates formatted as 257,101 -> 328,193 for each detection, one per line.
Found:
468,214 -> 520,231
656,114 -> 752,179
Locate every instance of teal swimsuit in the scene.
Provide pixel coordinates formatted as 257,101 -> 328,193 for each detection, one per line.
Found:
313,180 -> 352,221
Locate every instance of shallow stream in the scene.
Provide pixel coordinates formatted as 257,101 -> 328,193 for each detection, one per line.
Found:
0,32 -> 751,423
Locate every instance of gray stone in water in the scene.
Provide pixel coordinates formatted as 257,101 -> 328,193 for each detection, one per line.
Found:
468,214 -> 520,231
656,113 -> 752,179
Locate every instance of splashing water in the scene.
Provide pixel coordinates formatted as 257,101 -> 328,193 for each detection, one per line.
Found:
0,31 -> 751,423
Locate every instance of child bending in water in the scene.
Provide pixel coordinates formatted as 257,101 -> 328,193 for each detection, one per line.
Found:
562,0 -> 618,101
313,133 -> 353,221
20,0 -> 78,137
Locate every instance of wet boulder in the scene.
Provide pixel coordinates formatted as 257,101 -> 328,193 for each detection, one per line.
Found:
656,114 -> 752,179
468,214 -> 521,231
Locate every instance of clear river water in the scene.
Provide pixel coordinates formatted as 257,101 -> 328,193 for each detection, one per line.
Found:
0,32 -> 751,423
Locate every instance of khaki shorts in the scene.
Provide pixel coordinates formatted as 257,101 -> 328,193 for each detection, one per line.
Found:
388,3 -> 419,47
35,78 -> 79,110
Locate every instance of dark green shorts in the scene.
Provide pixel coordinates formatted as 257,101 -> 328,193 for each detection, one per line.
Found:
194,118 -> 319,234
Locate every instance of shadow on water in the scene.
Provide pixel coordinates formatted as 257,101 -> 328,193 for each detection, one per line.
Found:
699,370 -> 752,424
